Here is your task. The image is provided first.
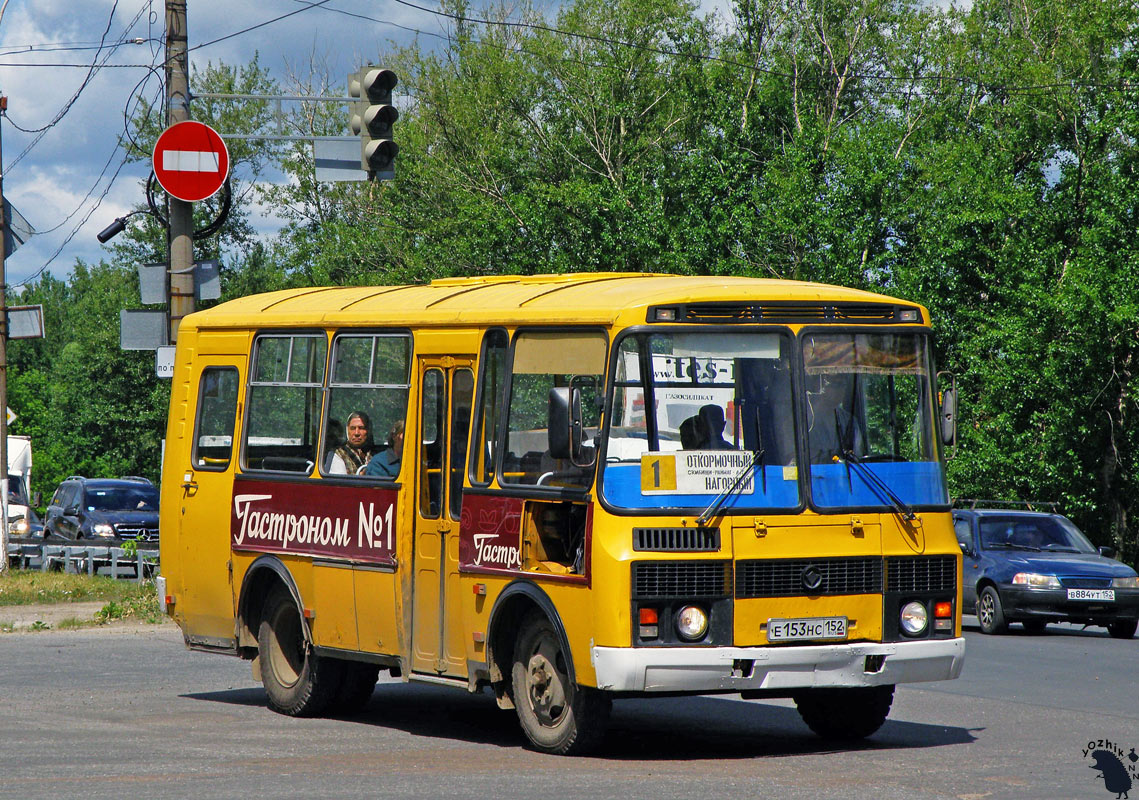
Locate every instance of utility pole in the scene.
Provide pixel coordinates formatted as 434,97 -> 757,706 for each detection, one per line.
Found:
0,94 -> 9,575
165,0 -> 193,343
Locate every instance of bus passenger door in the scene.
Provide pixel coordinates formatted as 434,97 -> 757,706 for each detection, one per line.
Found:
411,358 -> 474,677
178,356 -> 245,647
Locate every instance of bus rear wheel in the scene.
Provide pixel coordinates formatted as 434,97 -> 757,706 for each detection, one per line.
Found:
258,587 -> 340,717
793,685 -> 895,740
511,612 -> 610,755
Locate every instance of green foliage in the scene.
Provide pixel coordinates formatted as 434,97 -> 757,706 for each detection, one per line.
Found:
11,262 -> 169,495
8,0 -> 1139,566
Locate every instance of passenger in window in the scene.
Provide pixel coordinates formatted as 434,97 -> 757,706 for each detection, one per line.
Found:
698,404 -> 734,449
329,411 -> 375,474
680,416 -> 702,449
365,420 -> 405,478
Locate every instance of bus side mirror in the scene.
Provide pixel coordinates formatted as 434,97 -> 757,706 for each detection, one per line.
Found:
937,372 -> 957,450
33,491 -> 42,507
548,387 -> 583,462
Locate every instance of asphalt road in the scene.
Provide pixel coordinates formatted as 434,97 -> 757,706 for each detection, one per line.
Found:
0,619 -> 1135,800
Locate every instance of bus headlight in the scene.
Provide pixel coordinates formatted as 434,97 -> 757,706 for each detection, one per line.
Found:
900,601 -> 929,636
675,605 -> 708,641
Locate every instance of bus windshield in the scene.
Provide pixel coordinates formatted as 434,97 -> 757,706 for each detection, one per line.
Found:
803,332 -> 948,511
602,331 -> 800,512
601,329 -> 948,514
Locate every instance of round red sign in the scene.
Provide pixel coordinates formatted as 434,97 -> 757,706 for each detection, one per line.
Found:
152,120 -> 230,202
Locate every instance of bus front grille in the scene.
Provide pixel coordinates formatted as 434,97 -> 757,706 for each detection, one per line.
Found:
632,561 -> 731,599
633,527 -> 720,552
886,555 -> 957,593
735,557 -> 884,598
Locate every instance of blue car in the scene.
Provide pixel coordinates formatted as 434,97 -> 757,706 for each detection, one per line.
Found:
953,506 -> 1139,639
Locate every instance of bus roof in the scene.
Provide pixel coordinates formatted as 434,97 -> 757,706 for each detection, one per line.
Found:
183,272 -> 928,330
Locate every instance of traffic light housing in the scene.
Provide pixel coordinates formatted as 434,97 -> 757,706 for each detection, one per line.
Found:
348,67 -> 399,179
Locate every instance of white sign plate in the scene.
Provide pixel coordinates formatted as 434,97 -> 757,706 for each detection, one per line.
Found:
640,450 -> 754,495
155,345 -> 176,379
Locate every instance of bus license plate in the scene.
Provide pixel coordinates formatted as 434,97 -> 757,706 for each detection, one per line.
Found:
767,616 -> 848,642
1067,588 -> 1114,601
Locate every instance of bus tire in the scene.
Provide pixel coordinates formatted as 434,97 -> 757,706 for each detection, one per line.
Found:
258,587 -> 341,717
793,684 -> 895,740
511,611 -> 610,755
331,661 -> 380,715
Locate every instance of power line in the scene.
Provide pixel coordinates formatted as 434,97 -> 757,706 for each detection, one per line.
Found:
5,0 -> 123,137
0,38 -> 155,58
189,0 -> 333,52
382,0 -> 1139,97
7,12 -> 164,284
13,149 -> 134,286
4,0 -> 155,175
10,74 -> 164,286
22,64 -> 164,238
0,61 -> 158,68
288,0 -> 447,41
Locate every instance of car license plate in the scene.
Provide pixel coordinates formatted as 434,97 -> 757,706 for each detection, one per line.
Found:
767,616 -> 848,642
1067,588 -> 1115,601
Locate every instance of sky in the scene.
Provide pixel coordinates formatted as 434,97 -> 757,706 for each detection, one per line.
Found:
0,0 -> 477,288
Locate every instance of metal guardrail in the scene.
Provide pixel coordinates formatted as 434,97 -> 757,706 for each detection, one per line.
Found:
6,539 -> 159,584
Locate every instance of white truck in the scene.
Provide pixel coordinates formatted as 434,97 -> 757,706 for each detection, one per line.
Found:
6,435 -> 35,537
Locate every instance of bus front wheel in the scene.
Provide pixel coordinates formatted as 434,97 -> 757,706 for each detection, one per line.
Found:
511,611 -> 611,755
793,685 -> 895,740
258,587 -> 341,717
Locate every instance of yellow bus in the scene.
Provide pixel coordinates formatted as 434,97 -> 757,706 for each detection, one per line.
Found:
158,272 -> 963,755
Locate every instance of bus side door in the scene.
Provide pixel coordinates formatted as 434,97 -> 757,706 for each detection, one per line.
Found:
411,357 -> 474,676
178,352 -> 246,647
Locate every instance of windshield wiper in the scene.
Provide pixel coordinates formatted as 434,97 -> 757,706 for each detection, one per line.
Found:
836,449 -> 915,522
697,449 -> 762,526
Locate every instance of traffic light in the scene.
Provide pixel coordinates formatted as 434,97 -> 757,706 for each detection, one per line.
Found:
348,67 -> 399,179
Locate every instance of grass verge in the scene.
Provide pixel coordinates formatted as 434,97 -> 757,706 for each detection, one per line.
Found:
0,568 -> 164,630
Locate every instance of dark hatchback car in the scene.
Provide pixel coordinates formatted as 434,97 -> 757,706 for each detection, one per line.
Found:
44,476 -> 160,543
954,506 -> 1139,638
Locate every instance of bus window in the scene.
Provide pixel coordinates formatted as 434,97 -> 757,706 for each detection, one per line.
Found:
802,332 -> 948,509
322,333 -> 411,477
502,330 -> 606,488
470,329 -> 507,486
449,370 -> 474,518
420,369 -> 445,517
192,367 -> 239,470
243,334 -> 326,473
602,331 -> 800,511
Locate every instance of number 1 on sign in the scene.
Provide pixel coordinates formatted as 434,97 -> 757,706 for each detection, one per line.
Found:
640,454 -> 677,492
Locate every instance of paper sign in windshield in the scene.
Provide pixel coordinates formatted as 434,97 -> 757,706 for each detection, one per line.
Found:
641,451 -> 754,495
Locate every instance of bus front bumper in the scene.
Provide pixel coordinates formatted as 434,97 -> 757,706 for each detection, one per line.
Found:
591,637 -> 965,693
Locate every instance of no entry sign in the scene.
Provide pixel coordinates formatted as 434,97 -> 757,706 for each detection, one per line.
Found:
152,120 -> 230,202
